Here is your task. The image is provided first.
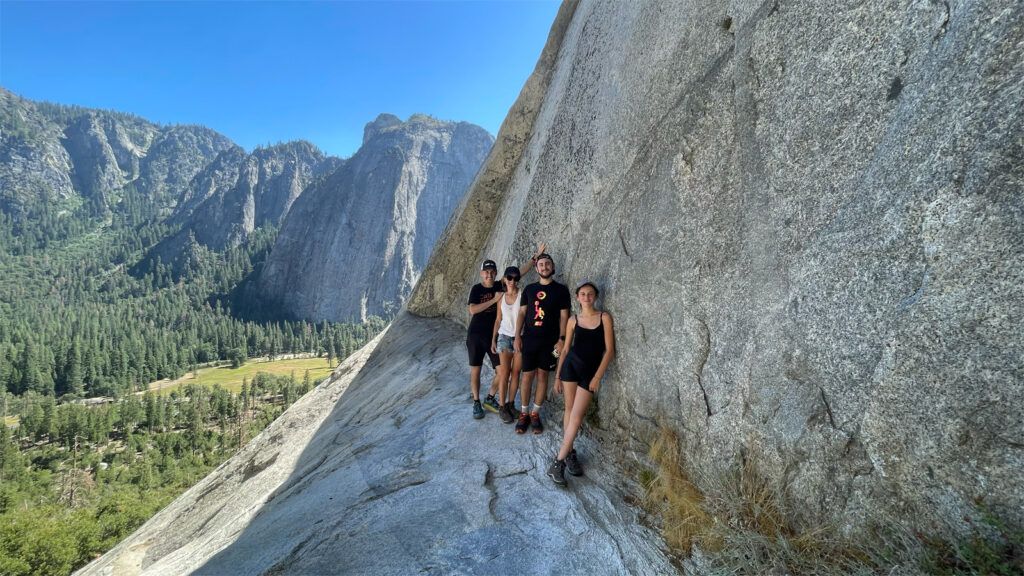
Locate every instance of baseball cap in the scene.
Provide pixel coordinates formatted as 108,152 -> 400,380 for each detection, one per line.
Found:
503,266 -> 521,280
481,259 -> 497,271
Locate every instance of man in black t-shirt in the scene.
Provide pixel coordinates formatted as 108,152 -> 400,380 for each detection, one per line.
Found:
513,253 -> 570,434
466,259 -> 504,419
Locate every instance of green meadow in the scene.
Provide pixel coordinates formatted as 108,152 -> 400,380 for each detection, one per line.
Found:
149,356 -> 336,395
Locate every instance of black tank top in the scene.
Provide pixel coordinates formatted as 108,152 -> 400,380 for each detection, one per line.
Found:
570,313 -> 606,366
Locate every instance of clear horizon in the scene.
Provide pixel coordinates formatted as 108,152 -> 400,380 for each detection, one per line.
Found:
0,1 -> 560,157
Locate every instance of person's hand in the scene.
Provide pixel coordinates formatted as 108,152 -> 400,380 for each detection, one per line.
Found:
589,379 -> 600,394
555,378 -> 563,395
536,242 -> 547,257
491,341 -> 498,355
514,336 -> 522,353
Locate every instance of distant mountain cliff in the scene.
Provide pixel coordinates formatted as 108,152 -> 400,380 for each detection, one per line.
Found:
0,87 -> 235,216
254,114 -> 493,321
2,90 -> 491,323
144,141 -> 342,268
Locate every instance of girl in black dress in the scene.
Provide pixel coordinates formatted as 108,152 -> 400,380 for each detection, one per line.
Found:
547,281 -> 615,485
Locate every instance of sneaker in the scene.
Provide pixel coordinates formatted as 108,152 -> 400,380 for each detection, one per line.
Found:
498,404 -> 513,424
506,404 -> 521,421
515,412 -> 530,434
547,458 -> 567,486
473,400 -> 485,420
483,394 -> 500,413
565,449 -> 583,476
530,411 -> 544,434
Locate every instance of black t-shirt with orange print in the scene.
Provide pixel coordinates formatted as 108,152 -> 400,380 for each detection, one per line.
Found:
519,281 -> 571,345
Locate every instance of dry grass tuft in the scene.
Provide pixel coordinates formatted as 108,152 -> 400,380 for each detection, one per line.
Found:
643,427 -> 720,554
642,426 -> 894,575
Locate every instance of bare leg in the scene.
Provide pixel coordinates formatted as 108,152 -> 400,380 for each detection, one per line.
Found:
469,366 -> 482,401
562,379 -> 577,432
520,370 -> 535,409
558,385 -> 593,460
488,368 -> 500,398
495,355 -> 510,405
534,369 -> 549,407
508,354 -> 522,406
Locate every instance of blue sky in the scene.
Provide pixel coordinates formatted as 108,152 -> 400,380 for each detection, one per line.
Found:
0,1 -> 560,157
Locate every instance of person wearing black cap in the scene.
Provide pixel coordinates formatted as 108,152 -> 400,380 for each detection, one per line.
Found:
466,259 -> 504,419
546,280 -> 615,485
513,252 -> 571,434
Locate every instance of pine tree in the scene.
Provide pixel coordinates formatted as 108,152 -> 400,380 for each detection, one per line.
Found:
63,338 -> 84,396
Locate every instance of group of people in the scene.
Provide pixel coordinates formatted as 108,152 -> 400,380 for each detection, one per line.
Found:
465,244 -> 616,486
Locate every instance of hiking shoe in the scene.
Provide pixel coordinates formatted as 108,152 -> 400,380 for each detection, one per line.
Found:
498,403 -> 514,424
547,458 -> 567,486
530,411 -> 544,434
473,400 -> 485,419
483,394 -> 500,413
515,412 -> 530,434
506,403 -> 521,421
565,449 -> 583,476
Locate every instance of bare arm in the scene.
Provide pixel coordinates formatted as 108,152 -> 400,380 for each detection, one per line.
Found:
467,291 -> 502,316
513,304 -> 527,353
518,242 -> 547,282
491,301 -> 503,354
556,308 -> 569,351
554,316 -> 577,393
589,313 -> 616,393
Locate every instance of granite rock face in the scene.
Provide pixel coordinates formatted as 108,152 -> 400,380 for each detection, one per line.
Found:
184,141 -> 338,250
0,88 -> 234,216
146,142 -> 339,267
79,314 -> 674,576
0,89 -> 77,209
135,125 -> 237,209
411,0 -> 1024,535
256,114 -> 493,321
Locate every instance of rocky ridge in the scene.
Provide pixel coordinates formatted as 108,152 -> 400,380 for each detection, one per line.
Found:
0,87 -> 236,215
2,89 -> 493,322
145,141 -> 340,266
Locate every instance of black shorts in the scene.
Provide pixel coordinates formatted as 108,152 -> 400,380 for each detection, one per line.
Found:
521,339 -> 557,372
467,333 -> 499,368
559,352 -> 598,392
